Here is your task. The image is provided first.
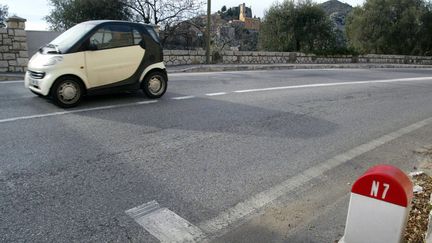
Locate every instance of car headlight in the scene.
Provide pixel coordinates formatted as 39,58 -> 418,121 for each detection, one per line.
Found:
43,56 -> 63,66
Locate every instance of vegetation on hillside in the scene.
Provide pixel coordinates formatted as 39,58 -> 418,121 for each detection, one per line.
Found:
259,0 -> 337,53
346,0 -> 432,55
0,4 -> 8,28
45,0 -> 131,31
42,0 -> 432,55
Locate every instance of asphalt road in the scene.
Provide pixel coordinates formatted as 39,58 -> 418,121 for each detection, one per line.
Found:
2,68 -> 432,242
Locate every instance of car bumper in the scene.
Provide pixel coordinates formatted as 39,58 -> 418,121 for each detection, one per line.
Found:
25,70 -> 56,96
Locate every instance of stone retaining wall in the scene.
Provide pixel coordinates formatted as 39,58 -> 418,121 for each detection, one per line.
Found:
1,21 -> 432,73
0,16 -> 28,72
163,50 -> 432,66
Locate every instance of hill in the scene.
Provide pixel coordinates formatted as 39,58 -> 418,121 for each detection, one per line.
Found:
319,0 -> 353,32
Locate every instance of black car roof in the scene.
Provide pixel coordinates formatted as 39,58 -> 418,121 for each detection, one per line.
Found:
81,20 -> 152,27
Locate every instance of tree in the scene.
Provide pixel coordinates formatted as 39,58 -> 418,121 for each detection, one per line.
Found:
259,0 -> 335,53
0,4 -> 8,28
125,0 -> 204,26
419,4 -> 432,55
346,0 -> 427,55
45,0 -> 132,31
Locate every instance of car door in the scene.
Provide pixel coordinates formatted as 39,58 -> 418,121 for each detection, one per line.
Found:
84,24 -> 145,88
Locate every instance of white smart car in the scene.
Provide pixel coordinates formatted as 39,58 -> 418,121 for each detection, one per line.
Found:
25,20 -> 168,108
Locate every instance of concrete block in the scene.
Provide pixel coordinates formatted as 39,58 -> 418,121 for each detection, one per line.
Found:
7,22 -> 19,29
188,50 -> 197,55
0,45 -> 9,52
19,51 -> 28,58
171,50 -> 189,55
14,29 -> 26,37
13,37 -> 26,42
8,60 -> 16,66
21,42 -> 28,50
0,28 -> 7,34
12,42 -> 27,50
16,57 -> 28,66
3,53 -> 15,60
223,50 -> 234,56
3,38 -> 11,45
12,43 -> 20,50
170,50 -> 181,55
8,29 -> 14,35
0,61 -> 8,67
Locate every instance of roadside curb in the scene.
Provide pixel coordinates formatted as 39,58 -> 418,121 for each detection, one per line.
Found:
1,64 -> 432,81
0,72 -> 25,81
167,64 -> 432,73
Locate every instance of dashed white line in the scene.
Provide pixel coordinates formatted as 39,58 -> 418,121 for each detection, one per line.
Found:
2,76 -> 432,124
0,100 -> 158,124
205,92 -> 227,96
234,76 -> 432,93
125,200 -> 205,243
171,96 -> 196,100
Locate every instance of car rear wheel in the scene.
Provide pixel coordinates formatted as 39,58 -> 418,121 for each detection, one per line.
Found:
51,76 -> 83,108
142,71 -> 167,99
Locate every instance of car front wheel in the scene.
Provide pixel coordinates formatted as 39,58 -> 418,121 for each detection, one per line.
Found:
51,77 -> 83,108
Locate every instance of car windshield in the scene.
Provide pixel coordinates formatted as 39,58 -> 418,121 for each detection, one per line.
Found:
49,22 -> 95,53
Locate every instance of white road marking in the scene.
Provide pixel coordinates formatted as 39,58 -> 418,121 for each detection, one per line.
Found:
0,100 -> 158,124
234,76 -> 432,93
195,115 -> 432,238
0,80 -> 24,84
125,200 -> 205,243
2,76 -> 432,124
171,96 -> 195,100
125,115 -> 432,241
205,92 -> 227,96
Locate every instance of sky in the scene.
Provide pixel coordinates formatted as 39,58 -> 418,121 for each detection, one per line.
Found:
1,0 -> 365,31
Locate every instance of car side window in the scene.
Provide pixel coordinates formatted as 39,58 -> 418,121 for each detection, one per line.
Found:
89,27 -> 112,50
89,25 -> 133,50
133,29 -> 143,45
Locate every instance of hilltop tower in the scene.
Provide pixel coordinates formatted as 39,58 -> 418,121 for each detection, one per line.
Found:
239,3 -> 246,22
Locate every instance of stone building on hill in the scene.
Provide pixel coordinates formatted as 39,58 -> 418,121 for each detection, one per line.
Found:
238,3 -> 260,31
228,3 -> 260,31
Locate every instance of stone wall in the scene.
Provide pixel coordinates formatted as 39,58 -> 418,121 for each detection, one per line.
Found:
1,18 -> 432,73
163,50 -> 432,66
0,16 -> 28,72
164,50 -> 208,65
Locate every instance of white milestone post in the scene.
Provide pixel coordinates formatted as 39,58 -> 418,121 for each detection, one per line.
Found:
340,165 -> 413,243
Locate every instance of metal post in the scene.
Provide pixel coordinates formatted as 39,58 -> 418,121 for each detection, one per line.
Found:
206,0 -> 211,64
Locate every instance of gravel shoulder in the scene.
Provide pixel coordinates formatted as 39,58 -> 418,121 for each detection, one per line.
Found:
212,123 -> 432,243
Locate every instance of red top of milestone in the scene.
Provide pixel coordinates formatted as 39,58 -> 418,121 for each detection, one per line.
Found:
351,164 -> 413,207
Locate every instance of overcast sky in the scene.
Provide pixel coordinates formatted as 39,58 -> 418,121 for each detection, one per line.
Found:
2,0 -> 364,31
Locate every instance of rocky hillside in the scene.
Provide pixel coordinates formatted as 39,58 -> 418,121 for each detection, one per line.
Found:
319,0 -> 353,31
